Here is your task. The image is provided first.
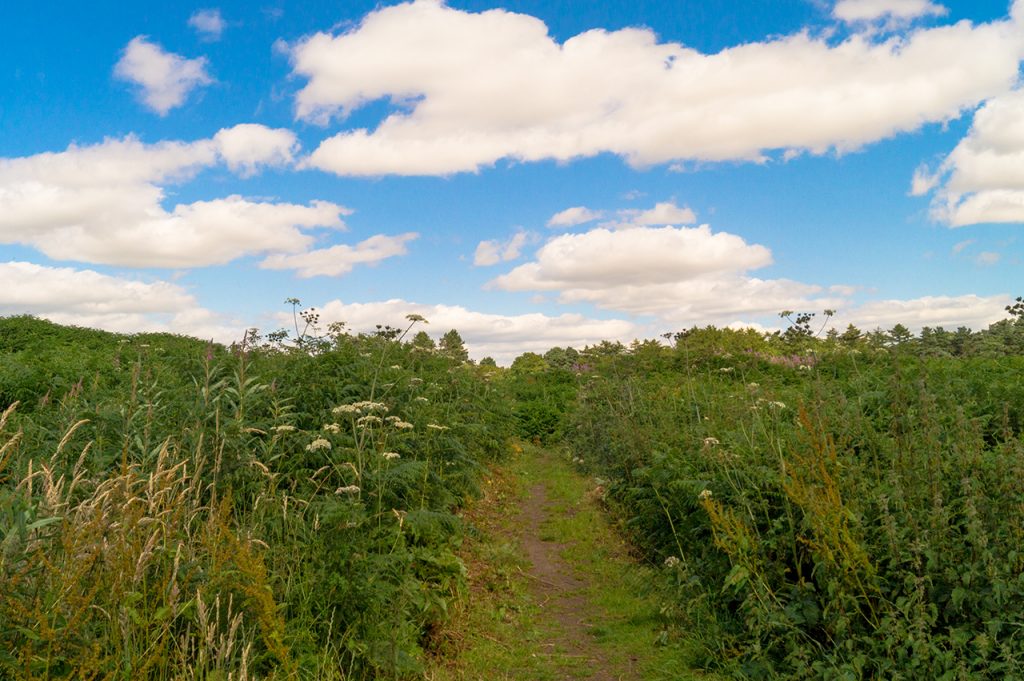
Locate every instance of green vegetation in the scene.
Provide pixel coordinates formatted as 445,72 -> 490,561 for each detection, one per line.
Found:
0,313 -> 509,679
3,300 -> 1024,679
558,307 -> 1024,678
428,443 -> 710,680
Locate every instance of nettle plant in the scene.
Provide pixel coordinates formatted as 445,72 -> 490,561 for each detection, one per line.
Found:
559,318 -> 1024,679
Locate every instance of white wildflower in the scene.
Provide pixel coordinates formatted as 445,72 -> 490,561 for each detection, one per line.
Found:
413,396 -> 429,403
357,415 -> 382,427
664,556 -> 681,568
322,423 -> 341,434
306,438 -> 331,452
718,367 -> 733,373
354,401 -> 388,413
698,489 -> 713,501
332,404 -> 361,415
382,452 -> 401,461
385,415 -> 401,423
335,485 -> 361,495
426,423 -> 448,431
390,364 -> 402,370
393,420 -> 414,430
769,401 -> 787,409
703,437 -> 719,447
272,424 -> 296,433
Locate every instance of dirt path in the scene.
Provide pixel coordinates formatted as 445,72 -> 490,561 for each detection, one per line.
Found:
515,479 -> 633,680
427,443 -> 708,681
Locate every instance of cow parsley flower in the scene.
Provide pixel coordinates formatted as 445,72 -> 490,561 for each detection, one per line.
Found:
306,438 -> 331,452
354,401 -> 388,413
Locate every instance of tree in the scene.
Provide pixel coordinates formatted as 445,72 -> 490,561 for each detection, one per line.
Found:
510,352 -> 547,374
543,346 -> 579,370
888,324 -> 913,346
410,330 -> 436,351
438,329 -> 469,362
1006,296 -> 1024,321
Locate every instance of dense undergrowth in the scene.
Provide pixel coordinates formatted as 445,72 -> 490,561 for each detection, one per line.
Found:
0,314 -> 510,679
4,303 -> 1024,680
556,316 -> 1024,679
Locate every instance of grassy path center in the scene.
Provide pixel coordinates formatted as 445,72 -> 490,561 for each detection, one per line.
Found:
427,443 -> 710,681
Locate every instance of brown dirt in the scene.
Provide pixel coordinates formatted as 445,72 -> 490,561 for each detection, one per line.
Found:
514,480 -> 636,681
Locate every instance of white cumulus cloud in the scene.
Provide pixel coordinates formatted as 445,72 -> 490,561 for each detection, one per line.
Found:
492,224 -> 772,292
189,9 -> 226,41
833,0 -> 947,23
916,88 -> 1024,226
547,206 -> 604,228
213,124 -> 299,176
488,217 -> 851,326
0,261 -> 241,341
473,231 -> 532,266
260,232 -> 419,277
491,207 -> 1008,334
624,201 -> 696,225
289,0 -> 1024,176
838,294 -> 1011,331
115,36 -> 213,115
0,126 -> 348,268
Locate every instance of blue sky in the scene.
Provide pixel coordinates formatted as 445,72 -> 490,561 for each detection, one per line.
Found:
1,0 -> 1022,361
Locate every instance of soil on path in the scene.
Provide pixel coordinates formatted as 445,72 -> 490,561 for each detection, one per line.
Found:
515,478 -> 635,680
428,444 -> 707,681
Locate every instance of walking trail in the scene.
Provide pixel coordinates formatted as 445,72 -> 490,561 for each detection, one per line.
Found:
427,444 -> 711,681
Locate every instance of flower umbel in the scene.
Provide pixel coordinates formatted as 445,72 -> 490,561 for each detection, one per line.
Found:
306,438 -> 331,452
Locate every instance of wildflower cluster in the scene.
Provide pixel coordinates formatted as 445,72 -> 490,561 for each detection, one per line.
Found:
333,400 -> 389,416
306,437 -> 332,452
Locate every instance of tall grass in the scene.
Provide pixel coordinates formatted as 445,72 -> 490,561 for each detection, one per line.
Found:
0,315 -> 511,679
